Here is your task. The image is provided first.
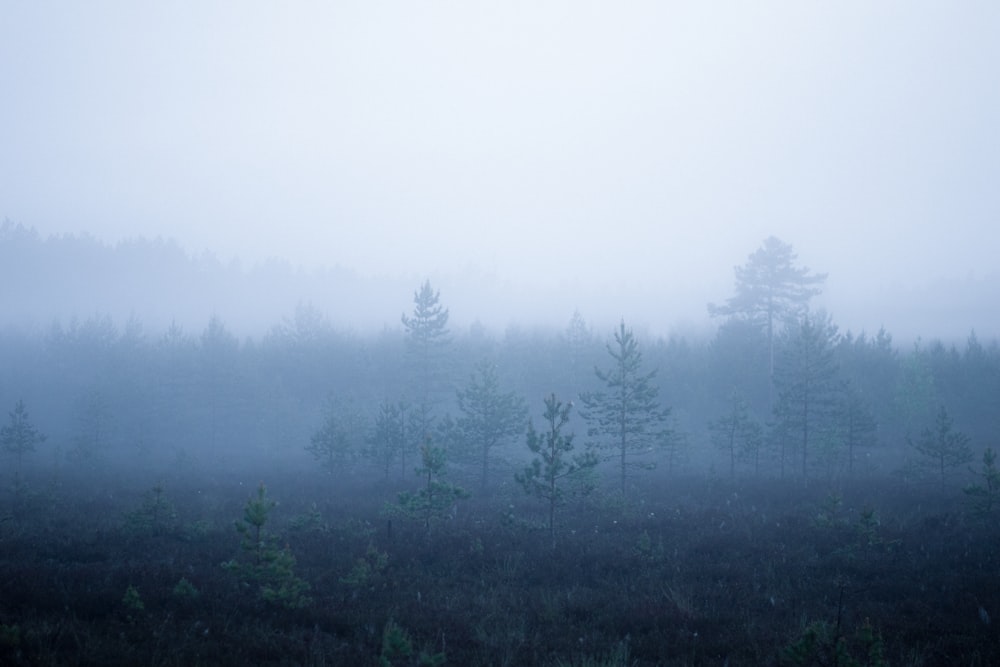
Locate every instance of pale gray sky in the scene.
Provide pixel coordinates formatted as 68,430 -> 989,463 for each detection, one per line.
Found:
2,2 -> 998,337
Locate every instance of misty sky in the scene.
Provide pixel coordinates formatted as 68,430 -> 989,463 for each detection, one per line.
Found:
2,2 -> 998,337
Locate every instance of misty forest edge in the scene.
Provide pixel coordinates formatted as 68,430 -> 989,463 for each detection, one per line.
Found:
1,229 -> 998,666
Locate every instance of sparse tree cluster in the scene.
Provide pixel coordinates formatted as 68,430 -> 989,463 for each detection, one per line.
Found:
2,237 -> 998,525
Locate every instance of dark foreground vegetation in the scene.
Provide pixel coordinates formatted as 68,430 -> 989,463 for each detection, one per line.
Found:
1,468 -> 998,666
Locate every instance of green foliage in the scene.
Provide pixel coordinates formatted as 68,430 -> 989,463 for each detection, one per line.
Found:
288,502 -> 327,533
122,585 -> 145,620
813,493 -> 846,528
854,506 -> 897,562
964,447 -> 1000,515
456,360 -> 527,488
380,619 -> 413,666
550,637 -> 635,667
379,619 -> 445,667
516,393 -> 597,542
122,484 -> 177,536
580,321 -> 670,500
781,617 -> 885,667
172,577 -> 200,601
632,530 -> 664,563
306,398 -> 363,473
258,546 -> 312,609
908,405 -> 973,484
222,483 -> 311,609
182,519 -> 212,542
341,543 -> 389,588
0,624 -> 20,649
389,440 -> 468,534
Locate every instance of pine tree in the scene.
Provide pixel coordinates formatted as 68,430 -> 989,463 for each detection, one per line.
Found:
199,315 -> 239,449
580,321 -> 670,500
964,447 -> 1000,514
68,388 -> 112,464
517,393 -> 597,543
909,405 -> 973,484
709,237 -> 826,408
391,439 -> 467,534
709,391 -> 763,479
306,398 -> 363,474
456,360 -> 526,489
401,281 -> 451,472
222,483 -> 311,609
1,400 -> 45,483
368,400 -> 407,480
401,281 -> 451,399
772,313 -> 841,479
838,386 -> 879,476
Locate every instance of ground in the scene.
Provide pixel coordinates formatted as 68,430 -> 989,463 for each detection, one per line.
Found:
0,467 -> 996,666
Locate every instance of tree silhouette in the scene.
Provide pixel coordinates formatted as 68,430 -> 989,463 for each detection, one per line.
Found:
710,237 -> 826,408
909,405 -> 973,484
709,391 -> 763,478
2,399 -> 46,501
401,281 -> 451,472
456,360 -> 526,489
517,393 -> 597,543
580,321 -> 670,500
772,313 -> 841,479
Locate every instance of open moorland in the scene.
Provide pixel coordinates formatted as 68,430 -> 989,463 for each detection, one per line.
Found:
1,466 -> 998,666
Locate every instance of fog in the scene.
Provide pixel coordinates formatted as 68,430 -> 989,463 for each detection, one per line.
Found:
4,7 -> 1000,662
2,2 -> 999,340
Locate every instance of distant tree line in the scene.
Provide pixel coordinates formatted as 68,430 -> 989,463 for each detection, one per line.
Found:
2,234 -> 999,519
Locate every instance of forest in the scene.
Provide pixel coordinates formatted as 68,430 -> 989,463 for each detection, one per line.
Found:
1,229 -> 999,666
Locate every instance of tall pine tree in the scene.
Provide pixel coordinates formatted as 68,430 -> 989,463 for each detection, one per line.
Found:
401,281 -> 451,472
710,237 -> 826,409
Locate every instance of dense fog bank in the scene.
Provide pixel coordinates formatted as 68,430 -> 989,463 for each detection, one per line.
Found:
3,222 -> 997,342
